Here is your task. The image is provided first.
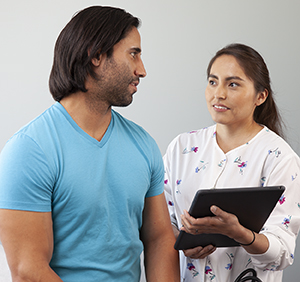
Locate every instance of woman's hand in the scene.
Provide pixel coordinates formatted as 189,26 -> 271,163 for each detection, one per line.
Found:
180,205 -> 241,239
183,244 -> 216,259
180,206 -> 269,255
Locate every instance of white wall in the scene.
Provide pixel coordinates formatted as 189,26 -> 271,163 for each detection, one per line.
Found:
0,0 -> 299,281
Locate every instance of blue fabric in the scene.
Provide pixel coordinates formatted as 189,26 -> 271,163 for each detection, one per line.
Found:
0,102 -> 164,282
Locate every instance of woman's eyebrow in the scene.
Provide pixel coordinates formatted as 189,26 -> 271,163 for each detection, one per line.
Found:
225,76 -> 245,82
208,74 -> 245,82
208,74 -> 218,80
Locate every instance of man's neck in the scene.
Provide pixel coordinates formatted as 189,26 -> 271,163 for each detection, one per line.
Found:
60,92 -> 112,142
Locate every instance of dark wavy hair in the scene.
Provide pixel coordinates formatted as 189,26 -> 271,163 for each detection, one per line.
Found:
49,6 -> 140,101
207,43 -> 284,138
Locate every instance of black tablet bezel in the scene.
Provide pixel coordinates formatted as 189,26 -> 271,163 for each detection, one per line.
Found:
174,186 -> 285,250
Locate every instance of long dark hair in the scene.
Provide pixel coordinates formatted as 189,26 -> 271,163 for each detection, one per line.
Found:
49,6 -> 140,101
207,43 -> 284,138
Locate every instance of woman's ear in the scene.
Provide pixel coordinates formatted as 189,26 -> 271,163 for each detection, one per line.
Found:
255,89 -> 268,106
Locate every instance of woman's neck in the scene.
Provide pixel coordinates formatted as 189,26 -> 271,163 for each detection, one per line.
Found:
215,122 -> 263,154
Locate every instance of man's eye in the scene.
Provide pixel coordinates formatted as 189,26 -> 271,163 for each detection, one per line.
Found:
130,52 -> 136,57
209,80 -> 216,85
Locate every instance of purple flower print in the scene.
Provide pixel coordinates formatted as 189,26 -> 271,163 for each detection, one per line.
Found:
164,179 -> 168,185
225,253 -> 234,271
268,147 -> 281,158
265,264 -> 280,271
238,162 -> 247,168
282,216 -> 291,229
175,179 -> 182,194
283,218 -> 290,225
204,263 -> 215,280
279,195 -> 285,205
187,263 -> 199,278
187,263 -> 195,271
195,161 -> 208,173
168,201 -> 174,206
234,157 -> 248,174
205,266 -> 212,274
182,146 -> 199,154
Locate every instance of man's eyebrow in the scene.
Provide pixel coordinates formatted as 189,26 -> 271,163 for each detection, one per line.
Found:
130,47 -> 142,53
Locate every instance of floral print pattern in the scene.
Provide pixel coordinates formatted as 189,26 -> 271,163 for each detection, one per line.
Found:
187,262 -> 199,278
163,125 -> 300,282
234,156 -> 247,175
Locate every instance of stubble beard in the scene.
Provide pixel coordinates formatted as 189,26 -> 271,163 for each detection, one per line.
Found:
91,57 -> 136,111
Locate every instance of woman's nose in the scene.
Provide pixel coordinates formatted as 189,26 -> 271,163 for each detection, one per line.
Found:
214,86 -> 226,99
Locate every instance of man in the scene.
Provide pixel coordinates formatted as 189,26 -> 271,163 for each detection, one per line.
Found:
0,6 -> 179,282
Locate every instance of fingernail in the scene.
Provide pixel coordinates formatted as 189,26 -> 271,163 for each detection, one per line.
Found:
211,205 -> 217,212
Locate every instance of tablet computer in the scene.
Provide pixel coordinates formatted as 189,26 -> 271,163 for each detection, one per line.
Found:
174,186 -> 285,250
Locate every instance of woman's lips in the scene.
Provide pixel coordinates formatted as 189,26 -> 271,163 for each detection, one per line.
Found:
213,104 -> 229,111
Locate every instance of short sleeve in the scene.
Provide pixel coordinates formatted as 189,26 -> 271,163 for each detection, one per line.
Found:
145,139 -> 164,198
0,134 -> 55,212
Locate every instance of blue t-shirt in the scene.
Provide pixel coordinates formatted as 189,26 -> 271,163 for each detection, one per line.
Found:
0,102 -> 164,282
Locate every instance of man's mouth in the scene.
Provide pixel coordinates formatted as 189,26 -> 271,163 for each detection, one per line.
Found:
130,79 -> 139,87
129,80 -> 139,92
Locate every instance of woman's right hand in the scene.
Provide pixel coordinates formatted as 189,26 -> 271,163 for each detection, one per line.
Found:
183,244 -> 216,259
172,223 -> 216,259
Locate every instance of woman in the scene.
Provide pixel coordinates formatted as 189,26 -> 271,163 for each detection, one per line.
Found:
164,43 -> 300,282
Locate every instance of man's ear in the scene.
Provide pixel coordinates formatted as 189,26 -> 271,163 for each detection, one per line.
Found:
256,89 -> 268,106
88,49 -> 104,67
91,54 -> 102,67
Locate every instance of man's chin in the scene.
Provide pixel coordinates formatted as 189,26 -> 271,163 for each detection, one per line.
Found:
112,98 -> 133,108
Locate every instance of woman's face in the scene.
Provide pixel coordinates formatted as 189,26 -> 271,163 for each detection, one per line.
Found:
205,55 -> 266,129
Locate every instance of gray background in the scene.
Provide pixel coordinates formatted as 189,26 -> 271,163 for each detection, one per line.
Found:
0,0 -> 299,281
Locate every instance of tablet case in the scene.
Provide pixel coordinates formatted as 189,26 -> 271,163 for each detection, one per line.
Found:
174,186 -> 285,250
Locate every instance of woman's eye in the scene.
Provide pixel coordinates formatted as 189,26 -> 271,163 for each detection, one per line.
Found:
229,82 -> 238,87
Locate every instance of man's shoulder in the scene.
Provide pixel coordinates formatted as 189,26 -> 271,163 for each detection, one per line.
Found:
112,110 -> 155,142
5,103 -> 63,153
15,103 -> 59,136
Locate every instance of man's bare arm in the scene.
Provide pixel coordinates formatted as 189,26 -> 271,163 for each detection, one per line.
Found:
0,209 -> 63,282
140,193 -> 180,282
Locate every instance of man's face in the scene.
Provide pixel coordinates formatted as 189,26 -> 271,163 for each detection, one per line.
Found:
91,27 -> 146,107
